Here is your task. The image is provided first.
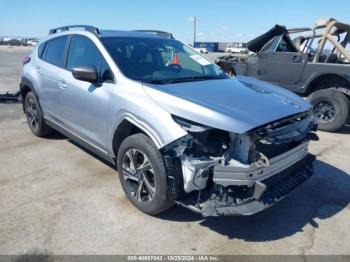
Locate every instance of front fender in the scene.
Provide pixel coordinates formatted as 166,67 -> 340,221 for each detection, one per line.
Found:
112,110 -> 165,149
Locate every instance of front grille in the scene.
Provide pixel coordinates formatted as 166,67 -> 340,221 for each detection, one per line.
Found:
252,112 -> 315,145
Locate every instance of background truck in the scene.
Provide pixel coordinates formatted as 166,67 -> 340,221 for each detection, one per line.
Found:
216,18 -> 350,131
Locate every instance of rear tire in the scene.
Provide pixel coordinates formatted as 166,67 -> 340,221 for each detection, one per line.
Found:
24,91 -> 53,137
117,133 -> 173,215
308,89 -> 349,132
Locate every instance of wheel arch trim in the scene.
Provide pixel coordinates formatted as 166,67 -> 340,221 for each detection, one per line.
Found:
20,76 -> 40,111
20,76 -> 36,95
111,111 -> 165,152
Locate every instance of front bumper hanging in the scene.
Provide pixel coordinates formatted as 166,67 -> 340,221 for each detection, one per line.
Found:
176,153 -> 315,217
201,153 -> 315,216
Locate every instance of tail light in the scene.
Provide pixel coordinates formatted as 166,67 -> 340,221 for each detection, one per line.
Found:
22,56 -> 31,66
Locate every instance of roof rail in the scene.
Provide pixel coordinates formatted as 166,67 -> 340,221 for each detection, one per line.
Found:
49,25 -> 100,35
133,30 -> 174,39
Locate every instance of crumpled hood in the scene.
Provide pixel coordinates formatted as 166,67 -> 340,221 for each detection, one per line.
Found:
142,76 -> 311,134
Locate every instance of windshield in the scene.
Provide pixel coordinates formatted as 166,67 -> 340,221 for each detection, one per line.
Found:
101,37 -> 227,83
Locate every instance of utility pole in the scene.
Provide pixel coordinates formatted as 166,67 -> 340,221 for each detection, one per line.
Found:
193,16 -> 197,46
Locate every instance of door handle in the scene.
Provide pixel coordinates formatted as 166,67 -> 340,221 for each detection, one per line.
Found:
36,66 -> 40,73
57,79 -> 67,89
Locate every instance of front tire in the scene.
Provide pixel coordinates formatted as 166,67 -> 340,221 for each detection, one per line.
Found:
117,133 -> 173,215
24,91 -> 53,137
308,89 -> 349,132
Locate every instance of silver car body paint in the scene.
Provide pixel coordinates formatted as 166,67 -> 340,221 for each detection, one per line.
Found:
22,30 -> 187,155
23,29 -> 311,154
143,76 -> 311,134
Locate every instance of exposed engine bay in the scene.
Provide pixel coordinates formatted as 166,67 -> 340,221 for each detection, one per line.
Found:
161,111 -> 317,216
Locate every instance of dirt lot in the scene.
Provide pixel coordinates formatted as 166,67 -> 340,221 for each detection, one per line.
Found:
1,47 -> 350,255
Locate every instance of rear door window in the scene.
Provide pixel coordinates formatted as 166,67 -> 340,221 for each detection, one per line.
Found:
42,36 -> 68,67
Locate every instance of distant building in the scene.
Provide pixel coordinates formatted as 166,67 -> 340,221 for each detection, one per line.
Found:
3,37 -> 14,42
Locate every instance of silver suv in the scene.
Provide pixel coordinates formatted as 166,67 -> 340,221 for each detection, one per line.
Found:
20,25 -> 317,216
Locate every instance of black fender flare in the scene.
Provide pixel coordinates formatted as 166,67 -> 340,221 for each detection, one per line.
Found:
20,76 -> 40,112
303,73 -> 350,96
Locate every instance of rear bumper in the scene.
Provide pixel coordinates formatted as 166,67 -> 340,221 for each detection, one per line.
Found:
200,153 -> 315,216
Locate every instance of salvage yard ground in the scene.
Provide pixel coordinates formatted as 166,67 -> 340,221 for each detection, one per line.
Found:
0,46 -> 350,255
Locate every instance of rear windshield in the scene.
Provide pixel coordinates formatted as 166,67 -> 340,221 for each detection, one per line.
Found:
101,37 -> 227,84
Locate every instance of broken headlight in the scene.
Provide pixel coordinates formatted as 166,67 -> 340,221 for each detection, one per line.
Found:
171,115 -> 211,132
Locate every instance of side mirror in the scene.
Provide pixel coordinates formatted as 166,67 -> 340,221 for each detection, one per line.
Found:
72,65 -> 98,83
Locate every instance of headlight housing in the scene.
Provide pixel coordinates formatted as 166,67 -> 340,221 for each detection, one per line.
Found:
171,115 -> 211,132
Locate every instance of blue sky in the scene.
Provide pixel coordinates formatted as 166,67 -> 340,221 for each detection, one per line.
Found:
1,0 -> 349,43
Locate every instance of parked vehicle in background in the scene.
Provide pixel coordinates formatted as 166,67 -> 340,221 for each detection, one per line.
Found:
217,18 -> 350,131
20,25 -> 317,217
194,47 -> 208,54
225,43 -> 248,53
193,42 -> 219,52
27,39 -> 39,46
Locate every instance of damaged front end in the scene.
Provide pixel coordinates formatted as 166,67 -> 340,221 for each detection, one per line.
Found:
161,112 -> 317,217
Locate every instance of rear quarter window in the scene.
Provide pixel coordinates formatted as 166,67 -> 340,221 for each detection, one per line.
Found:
37,42 -> 46,58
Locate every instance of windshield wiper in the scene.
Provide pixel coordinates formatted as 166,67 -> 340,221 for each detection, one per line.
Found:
142,79 -> 170,84
166,76 -> 226,83
186,75 -> 227,81
143,75 -> 226,85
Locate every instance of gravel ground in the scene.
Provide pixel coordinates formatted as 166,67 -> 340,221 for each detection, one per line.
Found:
0,46 -> 32,94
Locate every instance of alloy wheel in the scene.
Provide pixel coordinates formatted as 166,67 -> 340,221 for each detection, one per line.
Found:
121,148 -> 156,203
26,97 -> 39,130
